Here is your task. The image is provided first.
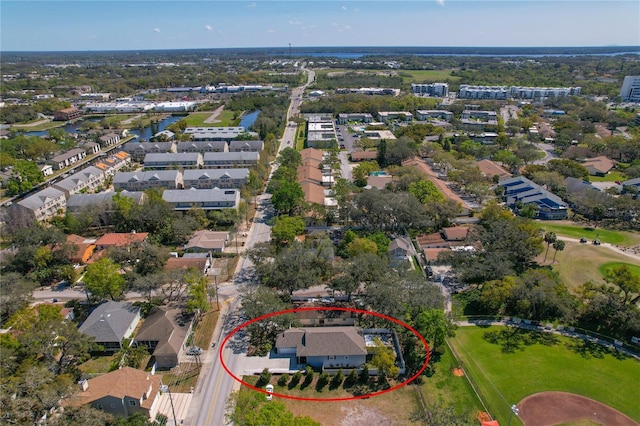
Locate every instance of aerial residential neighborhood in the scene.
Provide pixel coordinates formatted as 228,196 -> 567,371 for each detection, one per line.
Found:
1,2 -> 640,426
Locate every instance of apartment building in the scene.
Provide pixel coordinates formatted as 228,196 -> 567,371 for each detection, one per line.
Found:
620,76 -> 640,102
411,83 -> 449,97
182,168 -> 249,189
162,187 -> 241,211
143,153 -> 203,169
202,152 -> 260,168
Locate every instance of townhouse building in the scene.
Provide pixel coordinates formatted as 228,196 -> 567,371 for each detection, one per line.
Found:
162,187 -> 240,211
202,151 -> 260,168
228,140 -> 264,152
10,186 -> 67,222
143,152 -> 203,169
113,170 -> 184,191
182,168 -> 249,189
176,141 -> 228,154
52,165 -> 106,198
51,148 -> 87,170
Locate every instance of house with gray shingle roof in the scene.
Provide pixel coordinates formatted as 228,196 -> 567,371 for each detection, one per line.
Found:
134,306 -> 194,368
275,327 -> 367,370
79,301 -> 141,351
51,148 -> 87,170
123,142 -> 176,161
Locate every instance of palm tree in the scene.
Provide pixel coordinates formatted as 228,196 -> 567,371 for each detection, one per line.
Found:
544,232 -> 557,262
552,239 -> 565,263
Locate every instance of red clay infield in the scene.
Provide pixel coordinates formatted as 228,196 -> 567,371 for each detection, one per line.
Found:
518,391 -> 638,426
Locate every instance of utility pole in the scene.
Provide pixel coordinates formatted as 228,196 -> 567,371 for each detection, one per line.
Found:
160,384 -> 177,426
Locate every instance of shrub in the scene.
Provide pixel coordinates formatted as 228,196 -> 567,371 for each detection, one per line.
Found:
359,365 -> 369,383
302,366 -> 314,387
316,372 -> 330,390
290,371 -> 302,388
345,369 -> 358,387
257,368 -> 271,387
277,374 -> 289,387
330,369 -> 344,389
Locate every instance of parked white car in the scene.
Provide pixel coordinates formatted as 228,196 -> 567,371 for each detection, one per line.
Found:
265,384 -> 274,401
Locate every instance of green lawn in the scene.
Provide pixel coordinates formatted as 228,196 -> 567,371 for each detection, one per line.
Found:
10,121 -> 66,132
420,344 -> 485,422
588,170 -> 627,182
399,69 -> 461,82
536,221 -> 640,246
598,261 -> 640,278
182,110 -> 239,127
449,325 -> 640,425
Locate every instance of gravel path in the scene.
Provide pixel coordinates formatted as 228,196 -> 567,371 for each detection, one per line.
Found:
203,105 -> 225,123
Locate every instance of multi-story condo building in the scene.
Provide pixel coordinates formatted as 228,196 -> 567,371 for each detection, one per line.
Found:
184,127 -> 250,142
176,141 -> 228,153
52,166 -> 106,198
337,113 -> 374,124
458,85 -> 509,100
113,170 -> 184,191
377,111 -> 413,122
182,168 -> 249,189
10,187 -> 67,222
228,140 -> 264,152
415,110 -> 454,121
411,83 -> 449,97
162,188 -> 240,211
620,76 -> 640,102
509,86 -> 581,99
202,152 -> 260,169
143,153 -> 203,169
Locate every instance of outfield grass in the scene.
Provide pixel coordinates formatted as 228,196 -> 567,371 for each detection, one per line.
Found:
598,261 -> 640,278
449,325 -> 640,425
420,344 -> 485,422
398,69 -> 461,82
536,221 -> 640,246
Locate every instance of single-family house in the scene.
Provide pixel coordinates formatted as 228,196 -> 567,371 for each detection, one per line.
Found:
388,236 -> 414,262
275,327 -> 367,370
95,232 -> 149,251
40,164 -> 54,177
582,156 -> 616,177
622,177 -> 640,191
366,175 -> 393,190
66,234 -> 97,265
134,306 -> 194,369
69,367 -> 162,420
165,256 -> 210,275
476,159 -> 512,180
350,150 -> 378,162
294,307 -> 356,327
79,301 -> 141,351
184,230 -> 230,253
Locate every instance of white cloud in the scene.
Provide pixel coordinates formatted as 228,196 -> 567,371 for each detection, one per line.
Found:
342,6 -> 347,10
247,2 -> 256,8
332,22 -> 338,26
267,29 -> 275,33
153,28 -> 160,33
344,25 -> 351,30
205,25 -> 213,31
436,0 -> 445,6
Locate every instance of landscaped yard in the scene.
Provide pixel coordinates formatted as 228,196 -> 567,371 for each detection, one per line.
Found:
588,170 -> 627,183
79,354 -> 116,374
449,325 -> 640,425
536,221 -> 640,246
243,374 -> 420,425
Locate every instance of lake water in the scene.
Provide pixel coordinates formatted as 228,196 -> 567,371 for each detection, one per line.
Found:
22,111 -> 260,141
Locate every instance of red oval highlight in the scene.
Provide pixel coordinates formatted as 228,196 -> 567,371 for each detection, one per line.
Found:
219,306 -> 430,402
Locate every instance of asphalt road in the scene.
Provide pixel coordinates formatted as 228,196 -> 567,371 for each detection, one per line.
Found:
186,67 -> 314,426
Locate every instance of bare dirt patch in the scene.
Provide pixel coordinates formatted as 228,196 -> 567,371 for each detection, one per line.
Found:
518,391 -> 638,426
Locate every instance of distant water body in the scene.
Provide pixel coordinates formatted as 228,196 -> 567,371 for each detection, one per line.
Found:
302,51 -> 640,59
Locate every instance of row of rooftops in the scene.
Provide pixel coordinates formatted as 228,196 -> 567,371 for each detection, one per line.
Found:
123,139 -> 264,155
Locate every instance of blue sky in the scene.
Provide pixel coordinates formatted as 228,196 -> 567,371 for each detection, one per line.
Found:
1,1 -> 639,51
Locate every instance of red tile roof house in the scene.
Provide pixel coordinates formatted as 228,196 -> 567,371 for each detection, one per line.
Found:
68,367 -> 162,421
95,232 -> 149,251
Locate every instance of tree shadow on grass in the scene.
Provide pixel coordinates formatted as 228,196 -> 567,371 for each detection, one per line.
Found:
483,327 -> 559,353
565,339 -> 630,360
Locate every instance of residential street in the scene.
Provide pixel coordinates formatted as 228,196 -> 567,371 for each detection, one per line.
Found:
185,67 -> 314,426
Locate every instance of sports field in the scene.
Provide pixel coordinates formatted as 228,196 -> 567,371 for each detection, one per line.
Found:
449,325 -> 640,425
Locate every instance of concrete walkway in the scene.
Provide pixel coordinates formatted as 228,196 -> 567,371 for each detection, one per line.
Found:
203,105 -> 225,124
156,392 -> 192,426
